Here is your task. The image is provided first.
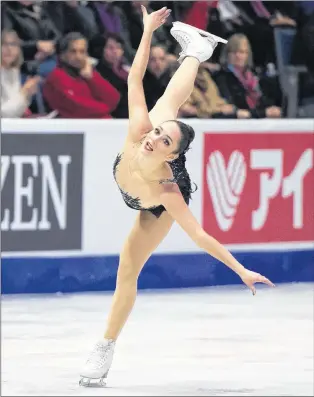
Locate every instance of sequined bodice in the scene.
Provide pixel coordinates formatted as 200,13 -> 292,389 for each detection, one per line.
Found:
113,153 -> 193,217
112,154 -> 144,210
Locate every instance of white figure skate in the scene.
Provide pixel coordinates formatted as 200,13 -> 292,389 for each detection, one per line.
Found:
170,21 -> 227,63
79,339 -> 115,387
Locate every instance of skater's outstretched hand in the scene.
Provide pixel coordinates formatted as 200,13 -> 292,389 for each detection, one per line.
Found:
142,5 -> 171,33
239,269 -> 275,295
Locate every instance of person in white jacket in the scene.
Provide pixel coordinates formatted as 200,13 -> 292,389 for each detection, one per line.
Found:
1,29 -> 40,118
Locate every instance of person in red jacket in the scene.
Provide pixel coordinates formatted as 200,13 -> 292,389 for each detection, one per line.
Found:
43,32 -> 120,118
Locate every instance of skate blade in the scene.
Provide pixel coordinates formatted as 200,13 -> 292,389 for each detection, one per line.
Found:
79,377 -> 107,388
173,21 -> 228,44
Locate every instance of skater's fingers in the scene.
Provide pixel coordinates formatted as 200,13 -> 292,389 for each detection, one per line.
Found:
163,10 -> 171,18
161,12 -> 171,20
261,276 -> 275,287
156,7 -> 170,17
156,6 -> 167,13
141,5 -> 148,16
157,12 -> 170,25
251,286 -> 256,296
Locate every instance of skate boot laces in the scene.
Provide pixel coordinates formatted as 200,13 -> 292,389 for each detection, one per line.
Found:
204,35 -> 217,50
171,31 -> 191,53
86,341 -> 114,369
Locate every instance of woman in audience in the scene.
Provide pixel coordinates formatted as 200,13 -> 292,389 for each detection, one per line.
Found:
93,33 -> 130,118
120,1 -> 172,53
88,1 -> 136,63
1,29 -> 41,118
213,33 -> 282,118
2,1 -> 59,77
180,64 -> 251,119
143,44 -> 174,111
44,1 -> 98,40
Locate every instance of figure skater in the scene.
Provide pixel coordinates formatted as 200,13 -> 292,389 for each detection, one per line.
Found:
79,6 -> 275,387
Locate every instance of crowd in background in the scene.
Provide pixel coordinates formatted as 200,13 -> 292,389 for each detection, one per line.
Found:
1,0 -> 314,120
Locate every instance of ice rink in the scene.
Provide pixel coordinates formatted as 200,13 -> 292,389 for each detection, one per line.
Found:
2,283 -> 313,396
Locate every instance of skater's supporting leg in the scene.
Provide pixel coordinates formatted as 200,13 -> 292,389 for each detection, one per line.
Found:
104,211 -> 174,340
80,212 -> 173,384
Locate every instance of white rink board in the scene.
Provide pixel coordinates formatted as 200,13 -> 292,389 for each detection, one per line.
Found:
2,118 -> 314,257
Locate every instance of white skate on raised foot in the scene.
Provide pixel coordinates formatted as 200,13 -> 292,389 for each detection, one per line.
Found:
173,21 -> 227,44
170,21 -> 227,64
79,339 -> 115,388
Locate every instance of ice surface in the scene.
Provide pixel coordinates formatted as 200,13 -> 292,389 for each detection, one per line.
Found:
2,283 -> 313,396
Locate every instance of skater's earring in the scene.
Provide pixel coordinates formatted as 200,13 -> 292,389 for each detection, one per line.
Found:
166,153 -> 178,162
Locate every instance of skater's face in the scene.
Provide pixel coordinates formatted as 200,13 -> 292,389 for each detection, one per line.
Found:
140,121 -> 181,161
228,38 -> 249,69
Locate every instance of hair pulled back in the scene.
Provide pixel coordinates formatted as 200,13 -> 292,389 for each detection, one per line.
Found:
168,120 -> 197,196
170,120 -> 195,167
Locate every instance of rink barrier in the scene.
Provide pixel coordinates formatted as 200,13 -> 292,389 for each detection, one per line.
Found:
2,250 -> 314,294
2,119 -> 314,294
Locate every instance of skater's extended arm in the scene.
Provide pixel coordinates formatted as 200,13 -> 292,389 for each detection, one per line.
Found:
127,6 -> 171,142
160,184 -> 275,294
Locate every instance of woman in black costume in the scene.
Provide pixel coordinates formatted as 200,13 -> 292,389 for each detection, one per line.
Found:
80,6 -> 275,387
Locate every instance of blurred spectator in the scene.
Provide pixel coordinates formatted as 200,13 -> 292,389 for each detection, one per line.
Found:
293,2 -> 314,116
214,1 -> 299,67
43,32 -> 120,118
143,45 -> 173,111
147,45 -> 169,82
1,29 -> 42,118
236,1 -> 298,27
171,1 -> 194,21
298,3 -> 314,75
87,1 -> 136,63
2,0 -> 310,120
93,33 -> 130,118
44,1 -> 97,40
235,1 -> 298,67
213,33 -> 282,119
217,0 -> 253,35
263,1 -> 299,25
178,1 -> 217,31
88,1 -> 122,36
120,1 -> 172,53
180,65 -> 248,119
2,1 -> 59,76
